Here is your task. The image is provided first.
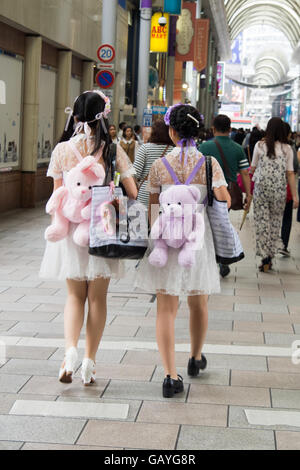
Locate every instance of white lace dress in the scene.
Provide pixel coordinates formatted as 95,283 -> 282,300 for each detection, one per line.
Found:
39,134 -> 136,282
135,146 -> 227,296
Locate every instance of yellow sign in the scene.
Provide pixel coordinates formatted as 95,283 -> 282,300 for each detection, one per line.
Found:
150,13 -> 170,53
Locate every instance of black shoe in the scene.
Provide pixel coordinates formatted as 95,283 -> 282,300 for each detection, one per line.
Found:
188,355 -> 207,377
163,374 -> 184,398
220,264 -> 230,278
259,257 -> 270,273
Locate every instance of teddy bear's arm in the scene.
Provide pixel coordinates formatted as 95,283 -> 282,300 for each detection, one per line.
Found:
150,213 -> 166,240
81,203 -> 92,221
188,213 -> 205,247
46,187 -> 68,215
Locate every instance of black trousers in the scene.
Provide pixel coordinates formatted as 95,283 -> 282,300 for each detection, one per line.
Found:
281,200 -> 293,249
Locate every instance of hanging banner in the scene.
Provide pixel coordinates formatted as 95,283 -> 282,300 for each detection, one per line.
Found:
173,61 -> 183,103
217,61 -> 226,97
164,0 -> 182,15
175,2 -> 196,62
150,12 -> 170,53
194,19 -> 209,72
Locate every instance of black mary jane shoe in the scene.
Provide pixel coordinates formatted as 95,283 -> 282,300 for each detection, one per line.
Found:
188,355 -> 207,377
163,374 -> 184,398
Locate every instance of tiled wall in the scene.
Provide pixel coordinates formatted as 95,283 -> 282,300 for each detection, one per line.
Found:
0,0 -> 103,60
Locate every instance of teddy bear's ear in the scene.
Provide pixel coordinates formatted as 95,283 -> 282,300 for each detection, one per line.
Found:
187,186 -> 201,202
79,157 -> 105,180
91,164 -> 105,180
78,156 -> 97,173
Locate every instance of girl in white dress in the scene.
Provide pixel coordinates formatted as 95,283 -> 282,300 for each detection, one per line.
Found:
135,104 -> 230,398
40,91 -> 137,385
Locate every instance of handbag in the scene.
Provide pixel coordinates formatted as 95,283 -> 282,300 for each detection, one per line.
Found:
214,139 -> 244,211
89,144 -> 148,259
205,156 -> 245,265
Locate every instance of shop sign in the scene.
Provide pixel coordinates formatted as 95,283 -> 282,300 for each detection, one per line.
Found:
175,2 -> 196,62
194,19 -> 209,72
217,62 -> 226,97
164,0 -> 182,15
150,13 -> 170,53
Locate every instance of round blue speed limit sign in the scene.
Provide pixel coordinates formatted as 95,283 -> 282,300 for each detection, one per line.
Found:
97,44 -> 116,64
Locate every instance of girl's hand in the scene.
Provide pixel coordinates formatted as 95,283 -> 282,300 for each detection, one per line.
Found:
293,198 -> 299,209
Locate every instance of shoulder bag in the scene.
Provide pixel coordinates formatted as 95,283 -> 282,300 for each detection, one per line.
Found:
214,139 -> 244,211
89,144 -> 148,260
205,156 -> 245,265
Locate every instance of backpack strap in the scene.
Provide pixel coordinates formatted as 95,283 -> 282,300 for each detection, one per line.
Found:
204,155 -> 214,207
162,158 -> 181,185
68,140 -> 83,162
105,143 -> 117,185
185,156 -> 205,185
214,138 -> 232,182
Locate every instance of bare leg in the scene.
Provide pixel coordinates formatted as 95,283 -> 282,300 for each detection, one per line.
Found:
85,276 -> 111,362
188,295 -> 209,360
156,293 -> 179,380
64,279 -> 87,351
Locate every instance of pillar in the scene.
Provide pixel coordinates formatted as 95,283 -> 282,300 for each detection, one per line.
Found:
204,31 -> 213,128
137,0 -> 152,125
82,61 -> 95,93
101,0 -> 118,124
21,35 -> 42,208
166,15 -> 177,107
55,50 -> 72,143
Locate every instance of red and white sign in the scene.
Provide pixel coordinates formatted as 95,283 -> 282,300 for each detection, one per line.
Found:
97,44 -> 116,64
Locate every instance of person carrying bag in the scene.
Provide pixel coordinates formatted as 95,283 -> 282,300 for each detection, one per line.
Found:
214,139 -> 243,211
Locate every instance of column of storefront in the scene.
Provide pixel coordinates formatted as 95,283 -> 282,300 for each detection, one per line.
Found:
55,51 -> 72,143
21,36 -> 42,208
82,61 -> 95,93
137,0 -> 152,125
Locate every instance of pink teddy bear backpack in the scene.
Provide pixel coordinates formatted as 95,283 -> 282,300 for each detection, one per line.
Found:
45,141 -> 105,247
149,156 -> 206,269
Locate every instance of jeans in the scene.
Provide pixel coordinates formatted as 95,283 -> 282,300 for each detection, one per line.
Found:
281,200 -> 293,249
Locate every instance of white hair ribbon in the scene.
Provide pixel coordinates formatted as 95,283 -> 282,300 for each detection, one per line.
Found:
187,113 -> 200,128
64,107 -> 73,132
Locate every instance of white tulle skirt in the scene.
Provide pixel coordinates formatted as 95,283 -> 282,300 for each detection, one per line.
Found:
135,211 -> 221,297
39,224 -> 125,282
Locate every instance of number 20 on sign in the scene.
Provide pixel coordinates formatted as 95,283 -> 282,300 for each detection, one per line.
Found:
97,44 -> 116,64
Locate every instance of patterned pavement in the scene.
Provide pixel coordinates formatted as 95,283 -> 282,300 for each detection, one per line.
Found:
0,205 -> 300,450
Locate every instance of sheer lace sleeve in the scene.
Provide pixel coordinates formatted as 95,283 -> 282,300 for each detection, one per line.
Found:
116,144 -> 136,181
47,144 -> 64,180
148,160 -> 161,194
211,157 -> 228,188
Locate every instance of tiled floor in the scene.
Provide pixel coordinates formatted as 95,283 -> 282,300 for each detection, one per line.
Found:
0,205 -> 300,450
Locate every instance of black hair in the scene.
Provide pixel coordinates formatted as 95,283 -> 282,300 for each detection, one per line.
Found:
213,115 -> 231,133
169,105 -> 203,140
123,126 -> 134,139
59,91 -> 111,168
283,121 -> 291,139
119,122 -> 127,130
134,125 -> 141,133
264,117 -> 288,158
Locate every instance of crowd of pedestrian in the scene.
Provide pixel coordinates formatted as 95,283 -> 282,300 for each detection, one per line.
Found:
43,91 -> 299,397
109,114 -> 300,274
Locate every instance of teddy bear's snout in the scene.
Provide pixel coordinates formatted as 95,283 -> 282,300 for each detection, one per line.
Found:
164,203 -> 183,217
